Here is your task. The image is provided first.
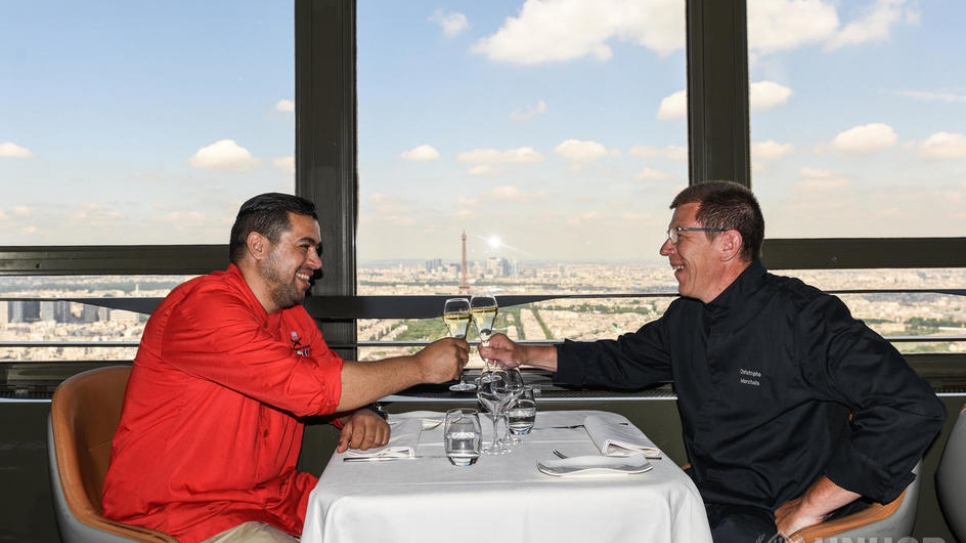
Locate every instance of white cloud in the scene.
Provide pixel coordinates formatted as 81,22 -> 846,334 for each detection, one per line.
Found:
472,0 -> 684,65
748,0 -> 919,55
430,10 -> 469,37
13,206 -> 33,216
897,90 -> 966,104
273,156 -> 295,174
72,204 -> 122,222
629,145 -> 688,161
657,90 -> 687,120
490,185 -> 549,203
657,81 -> 790,120
275,99 -> 295,113
918,132 -> 966,161
798,167 -> 851,190
468,164 -> 500,176
366,193 -> 417,225
510,99 -> 548,121
829,123 -> 898,155
554,139 -> 610,168
457,147 -> 544,164
189,140 -> 261,172
747,0 -> 839,54
825,0 -> 918,50
635,167 -> 674,181
0,142 -> 35,158
752,140 -> 794,160
750,81 -> 793,110
400,144 -> 440,162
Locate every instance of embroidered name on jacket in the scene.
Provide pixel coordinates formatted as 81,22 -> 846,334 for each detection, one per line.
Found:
739,368 -> 761,387
290,331 -> 312,357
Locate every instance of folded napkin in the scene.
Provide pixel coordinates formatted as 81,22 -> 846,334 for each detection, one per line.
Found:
344,418 -> 422,459
388,411 -> 446,430
583,414 -> 662,458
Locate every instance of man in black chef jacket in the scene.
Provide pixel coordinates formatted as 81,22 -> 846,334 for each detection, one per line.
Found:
479,180 -> 945,542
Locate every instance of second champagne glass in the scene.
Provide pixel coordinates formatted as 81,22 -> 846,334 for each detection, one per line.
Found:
470,294 -> 498,379
443,298 -> 475,392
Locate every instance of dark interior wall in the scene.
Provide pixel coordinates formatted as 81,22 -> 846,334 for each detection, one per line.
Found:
4,396 -> 962,542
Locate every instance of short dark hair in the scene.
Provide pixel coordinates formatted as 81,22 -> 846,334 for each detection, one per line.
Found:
229,193 -> 319,265
670,181 -> 764,262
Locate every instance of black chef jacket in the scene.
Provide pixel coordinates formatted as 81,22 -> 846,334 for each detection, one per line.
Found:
555,260 -> 945,509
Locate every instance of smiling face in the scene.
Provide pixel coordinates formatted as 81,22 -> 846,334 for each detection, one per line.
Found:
258,212 -> 322,312
659,203 -> 732,303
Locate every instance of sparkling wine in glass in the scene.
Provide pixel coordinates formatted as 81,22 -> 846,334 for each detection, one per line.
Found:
443,298 -> 476,392
470,294 -> 498,378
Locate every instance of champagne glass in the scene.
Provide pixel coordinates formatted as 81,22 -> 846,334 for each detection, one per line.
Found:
443,298 -> 475,392
469,294 -> 498,379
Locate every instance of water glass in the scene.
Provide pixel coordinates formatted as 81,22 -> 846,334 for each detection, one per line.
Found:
444,408 -> 482,466
507,386 -> 536,436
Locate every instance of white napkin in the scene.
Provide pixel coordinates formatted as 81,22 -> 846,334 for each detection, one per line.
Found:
583,414 -> 663,458
344,418 -> 421,459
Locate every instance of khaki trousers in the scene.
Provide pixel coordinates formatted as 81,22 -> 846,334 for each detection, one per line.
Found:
202,521 -> 300,543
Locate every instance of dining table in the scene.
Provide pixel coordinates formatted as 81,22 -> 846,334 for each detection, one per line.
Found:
301,409 -> 712,543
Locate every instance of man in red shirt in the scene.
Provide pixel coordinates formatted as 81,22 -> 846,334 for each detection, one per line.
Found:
102,193 -> 468,543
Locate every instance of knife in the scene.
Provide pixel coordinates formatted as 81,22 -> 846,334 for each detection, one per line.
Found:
342,455 -> 445,462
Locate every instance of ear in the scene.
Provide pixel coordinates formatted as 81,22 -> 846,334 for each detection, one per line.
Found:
246,231 -> 268,261
718,230 -> 744,262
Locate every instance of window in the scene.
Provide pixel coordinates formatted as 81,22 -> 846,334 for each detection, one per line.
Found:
356,0 -> 687,359
0,1 -> 294,246
747,0 -> 966,239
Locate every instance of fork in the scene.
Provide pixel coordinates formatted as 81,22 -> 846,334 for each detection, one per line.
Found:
533,424 -> 585,430
554,448 -> 660,460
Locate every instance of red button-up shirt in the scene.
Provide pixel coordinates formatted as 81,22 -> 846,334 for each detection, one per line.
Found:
102,264 -> 344,542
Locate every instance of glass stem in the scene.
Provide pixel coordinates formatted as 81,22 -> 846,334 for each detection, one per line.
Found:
489,414 -> 500,452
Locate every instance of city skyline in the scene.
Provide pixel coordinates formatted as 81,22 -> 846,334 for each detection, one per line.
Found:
1,0 -> 964,263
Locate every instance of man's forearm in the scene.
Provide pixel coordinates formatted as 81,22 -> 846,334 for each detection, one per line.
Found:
336,357 -> 423,411
520,344 -> 559,371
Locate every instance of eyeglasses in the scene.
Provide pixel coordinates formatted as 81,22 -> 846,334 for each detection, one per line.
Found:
666,226 -> 727,245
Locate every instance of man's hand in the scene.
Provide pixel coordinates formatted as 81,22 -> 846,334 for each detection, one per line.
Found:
479,333 -> 559,372
773,497 -> 826,542
413,337 -> 469,383
337,408 -> 390,453
774,475 -> 860,541
478,333 -> 523,368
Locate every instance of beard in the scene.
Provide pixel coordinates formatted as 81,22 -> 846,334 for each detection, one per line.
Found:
261,250 -> 306,309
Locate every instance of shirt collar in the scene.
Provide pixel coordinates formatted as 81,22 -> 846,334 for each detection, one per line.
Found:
705,259 -> 767,311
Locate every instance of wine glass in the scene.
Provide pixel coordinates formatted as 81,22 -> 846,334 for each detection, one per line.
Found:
443,298 -> 475,392
476,370 -> 509,454
495,368 -> 527,447
469,294 -> 498,378
507,385 -> 536,437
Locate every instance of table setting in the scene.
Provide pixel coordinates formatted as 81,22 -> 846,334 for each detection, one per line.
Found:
301,405 -> 712,543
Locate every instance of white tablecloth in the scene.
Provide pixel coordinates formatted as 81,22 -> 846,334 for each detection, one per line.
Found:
301,410 -> 712,543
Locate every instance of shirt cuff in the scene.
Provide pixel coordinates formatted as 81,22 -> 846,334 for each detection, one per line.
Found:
823,440 -> 916,504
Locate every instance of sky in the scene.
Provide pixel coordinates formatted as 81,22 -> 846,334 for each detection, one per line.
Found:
1,0 -> 964,264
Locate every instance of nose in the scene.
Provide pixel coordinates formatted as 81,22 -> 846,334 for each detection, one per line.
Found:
659,237 -> 675,257
307,250 -> 323,270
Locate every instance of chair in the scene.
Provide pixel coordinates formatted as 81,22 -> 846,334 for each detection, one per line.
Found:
937,404 -> 966,541
787,461 -> 922,543
47,365 -> 178,542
